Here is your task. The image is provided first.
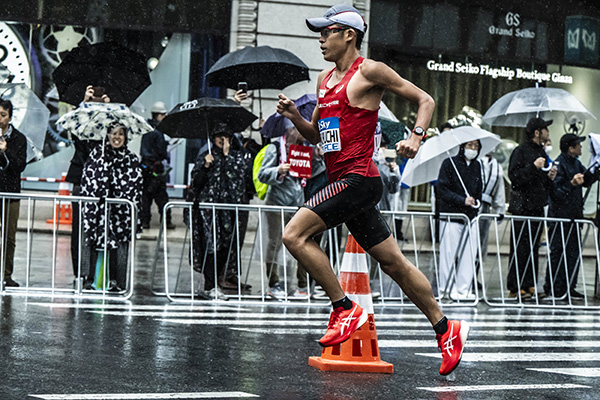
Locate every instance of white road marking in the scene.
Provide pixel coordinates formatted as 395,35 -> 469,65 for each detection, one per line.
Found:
527,368 -> 600,377
417,352 -> 600,362
229,327 -> 599,337
29,303 -> 244,311
379,340 -> 600,348
29,392 -> 258,399
417,384 -> 590,392
156,318 -> 600,328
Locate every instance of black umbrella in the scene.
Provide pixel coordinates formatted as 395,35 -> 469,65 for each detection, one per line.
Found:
52,42 -> 151,106
157,98 -> 258,140
206,45 -> 309,90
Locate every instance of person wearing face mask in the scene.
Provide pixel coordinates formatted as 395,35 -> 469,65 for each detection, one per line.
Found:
436,139 -> 482,299
80,123 -> 142,291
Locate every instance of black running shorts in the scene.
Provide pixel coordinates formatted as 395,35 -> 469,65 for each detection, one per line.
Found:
303,173 -> 392,250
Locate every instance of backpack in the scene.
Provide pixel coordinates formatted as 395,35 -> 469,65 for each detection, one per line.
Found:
252,141 -> 280,200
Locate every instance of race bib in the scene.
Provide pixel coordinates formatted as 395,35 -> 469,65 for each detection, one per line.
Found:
318,117 -> 341,153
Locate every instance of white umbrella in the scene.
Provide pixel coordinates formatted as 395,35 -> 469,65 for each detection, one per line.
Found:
482,87 -> 595,127
0,83 -> 50,161
401,126 -> 502,189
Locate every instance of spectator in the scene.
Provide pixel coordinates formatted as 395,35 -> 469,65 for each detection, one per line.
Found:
258,126 -> 309,299
81,123 -> 142,291
544,134 -> 598,298
140,101 -> 174,230
0,99 -> 26,287
65,85 -> 104,282
373,139 -> 401,215
189,123 -> 249,300
506,117 -> 557,299
478,150 -> 506,262
436,139 -> 482,299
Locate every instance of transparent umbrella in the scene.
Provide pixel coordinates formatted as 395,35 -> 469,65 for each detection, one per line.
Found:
401,126 -> 502,197
482,86 -> 596,128
0,83 -> 50,161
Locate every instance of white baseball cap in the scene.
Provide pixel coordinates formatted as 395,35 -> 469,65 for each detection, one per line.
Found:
306,4 -> 367,33
151,101 -> 168,114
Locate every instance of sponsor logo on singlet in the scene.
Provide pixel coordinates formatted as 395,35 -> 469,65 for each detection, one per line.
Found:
319,89 -> 326,98
318,100 -> 339,108
318,117 -> 341,153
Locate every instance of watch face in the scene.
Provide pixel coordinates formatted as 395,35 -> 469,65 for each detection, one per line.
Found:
414,127 -> 424,136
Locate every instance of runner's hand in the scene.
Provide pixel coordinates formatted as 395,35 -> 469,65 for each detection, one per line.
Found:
396,134 -> 421,159
276,94 -> 299,120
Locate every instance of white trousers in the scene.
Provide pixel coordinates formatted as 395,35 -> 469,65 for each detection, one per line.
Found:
438,220 -> 478,295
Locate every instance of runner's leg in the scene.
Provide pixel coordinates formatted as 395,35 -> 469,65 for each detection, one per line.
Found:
367,235 -> 443,325
282,207 -> 345,301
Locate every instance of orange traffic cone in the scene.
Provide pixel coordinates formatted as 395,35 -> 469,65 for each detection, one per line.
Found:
46,173 -> 73,225
308,234 -> 394,373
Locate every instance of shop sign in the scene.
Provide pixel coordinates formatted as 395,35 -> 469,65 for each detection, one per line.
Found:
565,15 -> 599,66
426,60 -> 574,84
488,12 -> 535,39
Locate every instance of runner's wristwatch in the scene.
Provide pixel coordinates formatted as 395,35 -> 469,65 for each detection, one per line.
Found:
412,126 -> 426,138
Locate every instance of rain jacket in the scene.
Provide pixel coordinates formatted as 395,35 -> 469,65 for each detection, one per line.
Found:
81,142 -> 142,249
189,145 -> 249,253
257,140 -> 304,207
508,140 -> 553,214
549,152 -> 598,219
437,155 -> 482,221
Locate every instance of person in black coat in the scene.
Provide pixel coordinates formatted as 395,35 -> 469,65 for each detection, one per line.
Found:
0,99 -> 27,287
543,134 -> 599,298
506,117 -> 557,299
436,139 -> 482,298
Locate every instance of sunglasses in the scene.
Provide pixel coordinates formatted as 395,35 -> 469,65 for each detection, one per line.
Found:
320,26 -> 349,38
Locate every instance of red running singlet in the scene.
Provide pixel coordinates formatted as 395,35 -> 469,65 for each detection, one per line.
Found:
317,56 -> 380,182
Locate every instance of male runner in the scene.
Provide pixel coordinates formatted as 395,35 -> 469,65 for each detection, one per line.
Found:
277,5 -> 469,375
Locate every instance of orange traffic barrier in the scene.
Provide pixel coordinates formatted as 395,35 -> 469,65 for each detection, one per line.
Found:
308,234 -> 393,373
46,173 -> 73,225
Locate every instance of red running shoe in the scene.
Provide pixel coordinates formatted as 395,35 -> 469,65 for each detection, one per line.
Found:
318,301 -> 368,347
436,320 -> 470,375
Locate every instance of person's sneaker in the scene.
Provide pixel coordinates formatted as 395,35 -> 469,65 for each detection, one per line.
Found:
207,287 -> 228,301
437,320 -> 470,375
508,289 -> 531,299
311,285 -> 328,299
292,287 -> 309,298
268,283 -> 285,301
4,278 -> 20,287
318,301 -> 368,347
570,289 -> 585,299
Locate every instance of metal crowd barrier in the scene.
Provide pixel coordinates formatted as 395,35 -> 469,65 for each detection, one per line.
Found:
475,213 -> 600,309
154,201 -> 484,307
0,192 -> 137,300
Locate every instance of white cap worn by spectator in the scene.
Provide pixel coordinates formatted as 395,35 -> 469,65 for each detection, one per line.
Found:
151,101 -> 168,114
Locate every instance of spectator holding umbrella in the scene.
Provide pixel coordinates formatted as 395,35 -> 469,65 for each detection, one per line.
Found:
436,139 -> 482,299
80,122 -> 142,291
188,123 -> 250,300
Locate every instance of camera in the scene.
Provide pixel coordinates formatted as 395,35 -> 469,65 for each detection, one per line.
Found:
237,82 -> 248,94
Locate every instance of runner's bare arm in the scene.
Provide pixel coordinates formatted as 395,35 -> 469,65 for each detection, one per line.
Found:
361,61 -> 435,159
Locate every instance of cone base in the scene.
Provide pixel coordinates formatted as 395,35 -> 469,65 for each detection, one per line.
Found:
308,356 -> 394,373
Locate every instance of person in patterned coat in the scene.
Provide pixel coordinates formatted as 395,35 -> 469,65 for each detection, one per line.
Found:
81,122 -> 142,291
188,123 -> 249,300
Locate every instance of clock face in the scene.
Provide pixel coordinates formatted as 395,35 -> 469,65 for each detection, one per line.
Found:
0,23 -> 31,87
